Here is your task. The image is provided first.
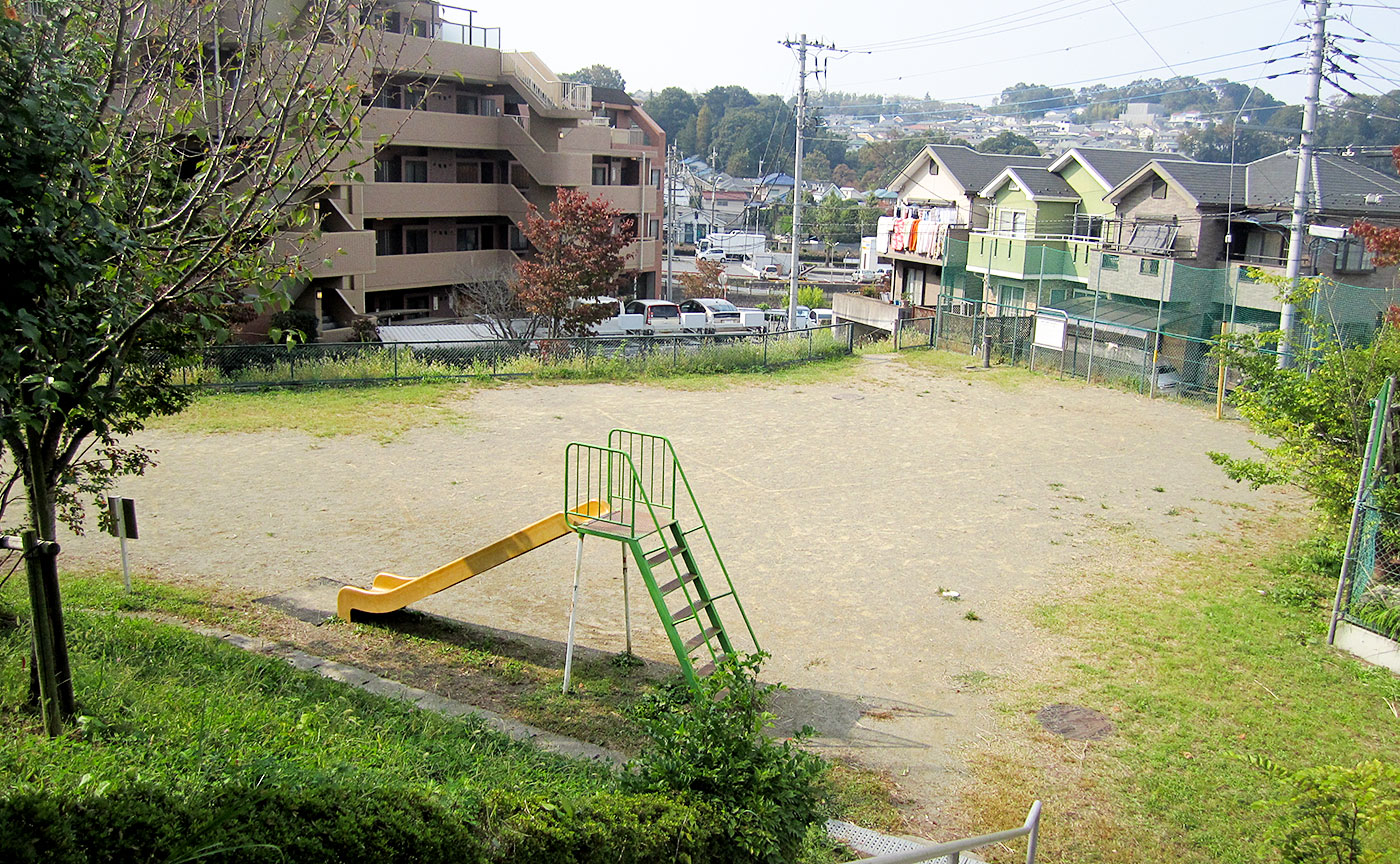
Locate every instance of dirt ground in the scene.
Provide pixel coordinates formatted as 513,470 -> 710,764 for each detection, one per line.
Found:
58,355 -> 1295,817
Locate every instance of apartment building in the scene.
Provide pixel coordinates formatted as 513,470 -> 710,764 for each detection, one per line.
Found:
297,3 -> 664,333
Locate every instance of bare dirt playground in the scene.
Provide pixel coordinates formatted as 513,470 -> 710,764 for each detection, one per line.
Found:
59,355 -> 1297,825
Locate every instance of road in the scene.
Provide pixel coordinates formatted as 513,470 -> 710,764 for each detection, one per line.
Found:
661,254 -> 861,288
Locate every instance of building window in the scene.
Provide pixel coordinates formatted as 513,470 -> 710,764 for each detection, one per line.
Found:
592,165 -> 608,186
374,227 -> 403,256
402,158 -> 428,183
1335,238 -> 1375,273
651,169 -> 661,187
509,225 -> 528,251
1101,253 -> 1119,270
456,226 -> 480,251
1071,213 -> 1103,239
927,161 -> 939,175
374,157 -> 401,183
407,18 -> 428,37
1151,176 -> 1168,199
456,93 -> 479,115
403,227 -> 429,255
648,219 -> 659,239
405,84 -> 429,111
456,161 -> 481,184
1139,258 -> 1160,276
996,209 -> 1027,237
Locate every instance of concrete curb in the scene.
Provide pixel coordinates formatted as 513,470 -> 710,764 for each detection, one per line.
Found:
180,622 -> 628,767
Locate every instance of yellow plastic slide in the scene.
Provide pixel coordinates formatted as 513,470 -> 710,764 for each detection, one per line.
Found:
336,500 -> 609,621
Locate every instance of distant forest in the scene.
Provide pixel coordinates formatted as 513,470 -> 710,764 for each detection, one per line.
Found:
563,66 -> 1400,191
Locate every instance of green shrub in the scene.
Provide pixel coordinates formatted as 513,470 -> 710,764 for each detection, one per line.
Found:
797,286 -> 827,310
624,654 -> 827,864
269,309 -> 319,345
1244,755 -> 1400,864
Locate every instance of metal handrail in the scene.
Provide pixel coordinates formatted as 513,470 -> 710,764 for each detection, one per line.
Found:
607,429 -> 761,652
855,801 -> 1042,864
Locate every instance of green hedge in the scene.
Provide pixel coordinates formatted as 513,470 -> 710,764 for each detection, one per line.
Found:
0,783 -> 726,864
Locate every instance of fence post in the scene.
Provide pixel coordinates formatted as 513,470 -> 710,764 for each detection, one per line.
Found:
847,322 -> 854,355
288,346 -> 296,384
763,330 -> 769,367
393,343 -> 400,381
894,319 -> 901,351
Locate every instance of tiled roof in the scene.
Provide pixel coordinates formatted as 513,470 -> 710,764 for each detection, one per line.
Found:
1157,161 -> 1246,206
590,87 -> 635,106
925,144 -> 1051,193
1246,151 -> 1400,216
1001,166 -> 1077,200
1054,147 -> 1193,188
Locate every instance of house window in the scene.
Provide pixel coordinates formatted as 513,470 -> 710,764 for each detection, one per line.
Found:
927,161 -> 939,176
1335,238 -> 1375,273
1102,253 -> 1119,271
403,226 -> 429,255
402,158 -> 428,183
999,284 -> 1025,308
375,227 -> 403,256
405,84 -> 429,111
407,18 -> 428,37
1071,214 -> 1103,239
1151,177 -> 1168,199
648,219 -> 660,239
651,169 -> 662,187
996,209 -> 1027,237
456,93 -> 479,115
456,226 -> 480,251
1140,258 -> 1160,276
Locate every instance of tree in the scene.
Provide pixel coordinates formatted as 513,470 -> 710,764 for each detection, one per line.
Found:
0,0 -> 392,729
448,262 -> 538,339
561,63 -> 625,90
515,188 -> 633,337
1178,123 -> 1289,163
831,163 -> 857,187
1211,272 -> 1400,524
678,260 -> 724,299
643,87 -> 697,140
976,131 -> 1041,156
992,82 -> 1073,118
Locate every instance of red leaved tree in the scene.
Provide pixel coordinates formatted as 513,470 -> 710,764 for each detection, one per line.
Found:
1350,146 -> 1400,267
516,188 -> 634,337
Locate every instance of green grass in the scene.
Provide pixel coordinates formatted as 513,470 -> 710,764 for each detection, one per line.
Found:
148,381 -> 469,440
892,347 -> 1041,391
959,516 -> 1400,864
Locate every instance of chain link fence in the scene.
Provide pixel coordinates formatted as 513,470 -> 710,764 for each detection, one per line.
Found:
176,325 -> 856,389
1343,503 -> 1400,640
893,296 -> 1283,405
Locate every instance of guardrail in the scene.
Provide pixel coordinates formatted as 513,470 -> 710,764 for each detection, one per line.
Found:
850,801 -> 1041,864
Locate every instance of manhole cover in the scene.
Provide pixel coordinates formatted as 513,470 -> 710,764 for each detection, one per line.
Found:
1036,703 -> 1114,740
832,393 -> 865,401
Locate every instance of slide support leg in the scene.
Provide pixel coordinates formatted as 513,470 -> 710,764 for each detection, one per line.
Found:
563,534 -> 584,695
622,543 -> 632,655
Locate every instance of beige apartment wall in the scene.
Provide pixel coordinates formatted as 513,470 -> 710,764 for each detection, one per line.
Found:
366,249 -> 518,291
362,183 -> 530,221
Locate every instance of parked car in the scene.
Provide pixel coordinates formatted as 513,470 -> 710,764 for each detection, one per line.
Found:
759,263 -> 781,279
812,308 -> 835,326
695,248 -> 726,262
624,299 -> 682,332
1152,362 -> 1185,393
850,269 -> 881,283
679,297 -> 743,329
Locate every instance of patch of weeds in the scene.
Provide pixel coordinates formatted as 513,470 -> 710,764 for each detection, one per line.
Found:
1166,506 -> 1182,516
609,651 -> 645,669
963,610 -> 981,622
952,670 -> 993,692
1048,482 -> 1065,491
1153,486 -> 1166,493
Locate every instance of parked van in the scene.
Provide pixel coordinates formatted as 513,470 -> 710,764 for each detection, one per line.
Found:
624,299 -> 682,332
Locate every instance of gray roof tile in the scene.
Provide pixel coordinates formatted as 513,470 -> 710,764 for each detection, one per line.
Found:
925,144 -> 1051,193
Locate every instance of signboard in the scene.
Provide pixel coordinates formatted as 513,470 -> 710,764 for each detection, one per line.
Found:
106,496 -> 137,539
1033,312 -> 1068,351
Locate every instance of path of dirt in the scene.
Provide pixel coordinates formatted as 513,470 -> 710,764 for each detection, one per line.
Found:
59,356 -> 1296,816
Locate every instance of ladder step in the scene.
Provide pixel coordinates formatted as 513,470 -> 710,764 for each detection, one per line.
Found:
684,626 -> 722,651
646,544 -> 687,566
694,655 -> 727,677
658,571 -> 699,595
668,599 -> 711,624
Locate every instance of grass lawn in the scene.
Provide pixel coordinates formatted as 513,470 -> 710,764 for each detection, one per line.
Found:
958,511 -> 1400,864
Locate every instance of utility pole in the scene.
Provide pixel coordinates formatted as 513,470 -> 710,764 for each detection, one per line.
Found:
666,143 -> 675,301
1280,0 -> 1330,369
780,34 -> 837,329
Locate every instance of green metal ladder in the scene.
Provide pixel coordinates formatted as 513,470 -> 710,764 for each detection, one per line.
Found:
563,429 -> 759,691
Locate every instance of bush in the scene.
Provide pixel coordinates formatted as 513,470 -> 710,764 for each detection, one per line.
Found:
1244,755 -> 1400,864
797,286 -> 827,310
624,654 -> 827,864
269,308 -> 319,345
0,783 -> 731,864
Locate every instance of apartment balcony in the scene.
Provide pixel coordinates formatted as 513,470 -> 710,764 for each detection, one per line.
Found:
366,248 -> 519,291
362,182 -> 531,220
281,230 -> 377,279
586,184 -> 655,215
966,232 -> 1093,283
622,240 -> 659,271
368,30 -> 503,82
882,226 -> 970,267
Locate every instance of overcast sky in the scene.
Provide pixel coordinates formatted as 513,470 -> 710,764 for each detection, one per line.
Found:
480,0 -> 1400,111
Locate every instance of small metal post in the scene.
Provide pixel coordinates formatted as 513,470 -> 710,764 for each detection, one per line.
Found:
982,333 -> 992,368
117,508 -> 131,594
621,544 -> 632,656
562,534 -> 584,694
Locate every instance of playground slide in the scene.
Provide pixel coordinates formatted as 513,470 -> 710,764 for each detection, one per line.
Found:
336,500 -> 609,621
